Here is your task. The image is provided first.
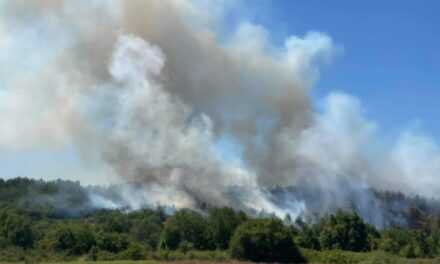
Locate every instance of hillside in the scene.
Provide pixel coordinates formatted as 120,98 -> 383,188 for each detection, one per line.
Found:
1,178 -> 440,263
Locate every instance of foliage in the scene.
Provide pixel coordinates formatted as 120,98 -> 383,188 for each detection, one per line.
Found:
229,218 -> 305,263
129,209 -> 164,249
2,177 -> 440,262
0,208 -> 34,248
159,209 -> 210,250
379,228 -> 440,258
206,207 -> 247,250
295,218 -> 321,250
301,248 -> 433,264
38,223 -> 96,255
318,211 -> 375,252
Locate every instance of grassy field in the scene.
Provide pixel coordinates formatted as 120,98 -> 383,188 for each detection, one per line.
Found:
3,250 -> 440,264
302,249 -> 440,264
0,262 -> 248,264
46,251 -> 440,264
5,259 -> 440,264
33,262 -> 248,264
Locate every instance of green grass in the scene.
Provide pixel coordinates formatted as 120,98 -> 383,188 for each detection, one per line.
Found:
2,261 -> 246,264
45,262 -> 159,264
3,249 -> 440,264
10,258 -> 440,264
302,249 -> 440,264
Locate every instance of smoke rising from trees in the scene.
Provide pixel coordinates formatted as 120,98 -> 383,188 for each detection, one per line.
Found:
1,0 -> 440,223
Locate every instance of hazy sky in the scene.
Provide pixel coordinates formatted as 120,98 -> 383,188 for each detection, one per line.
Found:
1,1 -> 439,184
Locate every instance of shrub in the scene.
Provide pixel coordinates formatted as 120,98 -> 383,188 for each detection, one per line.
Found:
119,243 -> 146,260
130,213 -> 162,249
229,218 -> 305,263
319,211 -> 372,252
0,209 -> 34,248
96,232 -> 129,253
319,250 -> 356,264
159,209 -> 210,250
207,207 -> 246,250
295,219 -> 321,250
38,223 -> 96,255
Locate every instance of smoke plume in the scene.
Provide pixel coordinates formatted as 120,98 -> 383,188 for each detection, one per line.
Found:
1,0 -> 440,224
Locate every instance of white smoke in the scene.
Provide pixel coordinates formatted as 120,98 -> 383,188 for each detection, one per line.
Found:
295,92 -> 440,200
1,0 -> 440,222
388,131 -> 440,198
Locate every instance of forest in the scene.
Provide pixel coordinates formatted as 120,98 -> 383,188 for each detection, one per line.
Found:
2,178 -> 440,263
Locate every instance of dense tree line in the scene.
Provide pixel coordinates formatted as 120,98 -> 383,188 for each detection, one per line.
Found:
294,210 -> 440,259
2,178 -> 440,262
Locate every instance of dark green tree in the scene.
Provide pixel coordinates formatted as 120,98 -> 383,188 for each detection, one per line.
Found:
96,232 -> 129,253
159,209 -> 210,250
120,243 -> 146,260
229,218 -> 304,263
129,209 -> 163,249
0,209 -> 34,248
294,220 -> 321,250
206,207 -> 246,250
41,225 -> 77,254
92,210 -> 131,233
318,211 -> 372,252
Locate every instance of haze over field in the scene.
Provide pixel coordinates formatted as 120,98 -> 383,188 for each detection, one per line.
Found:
1,0 -> 440,226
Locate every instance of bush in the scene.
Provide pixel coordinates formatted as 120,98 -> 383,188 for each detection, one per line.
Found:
151,250 -> 229,261
378,228 -> 439,258
39,224 -> 96,255
229,218 -> 305,263
295,219 -> 321,250
379,228 -> 420,258
159,209 -> 210,250
119,243 -> 147,260
129,210 -> 162,249
320,250 -> 356,264
207,207 -> 246,250
96,232 -> 129,253
319,211 -> 373,252
0,209 -> 34,248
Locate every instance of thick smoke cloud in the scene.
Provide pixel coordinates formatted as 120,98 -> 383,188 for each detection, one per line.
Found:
292,93 -> 440,199
1,0 -> 440,223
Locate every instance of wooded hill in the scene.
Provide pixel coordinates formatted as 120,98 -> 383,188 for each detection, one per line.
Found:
2,177 -> 440,262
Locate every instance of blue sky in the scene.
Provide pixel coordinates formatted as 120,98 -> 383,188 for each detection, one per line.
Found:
1,1 -> 439,182
247,1 -> 439,137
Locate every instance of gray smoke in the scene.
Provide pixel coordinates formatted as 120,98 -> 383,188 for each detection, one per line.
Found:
1,0 -> 440,223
